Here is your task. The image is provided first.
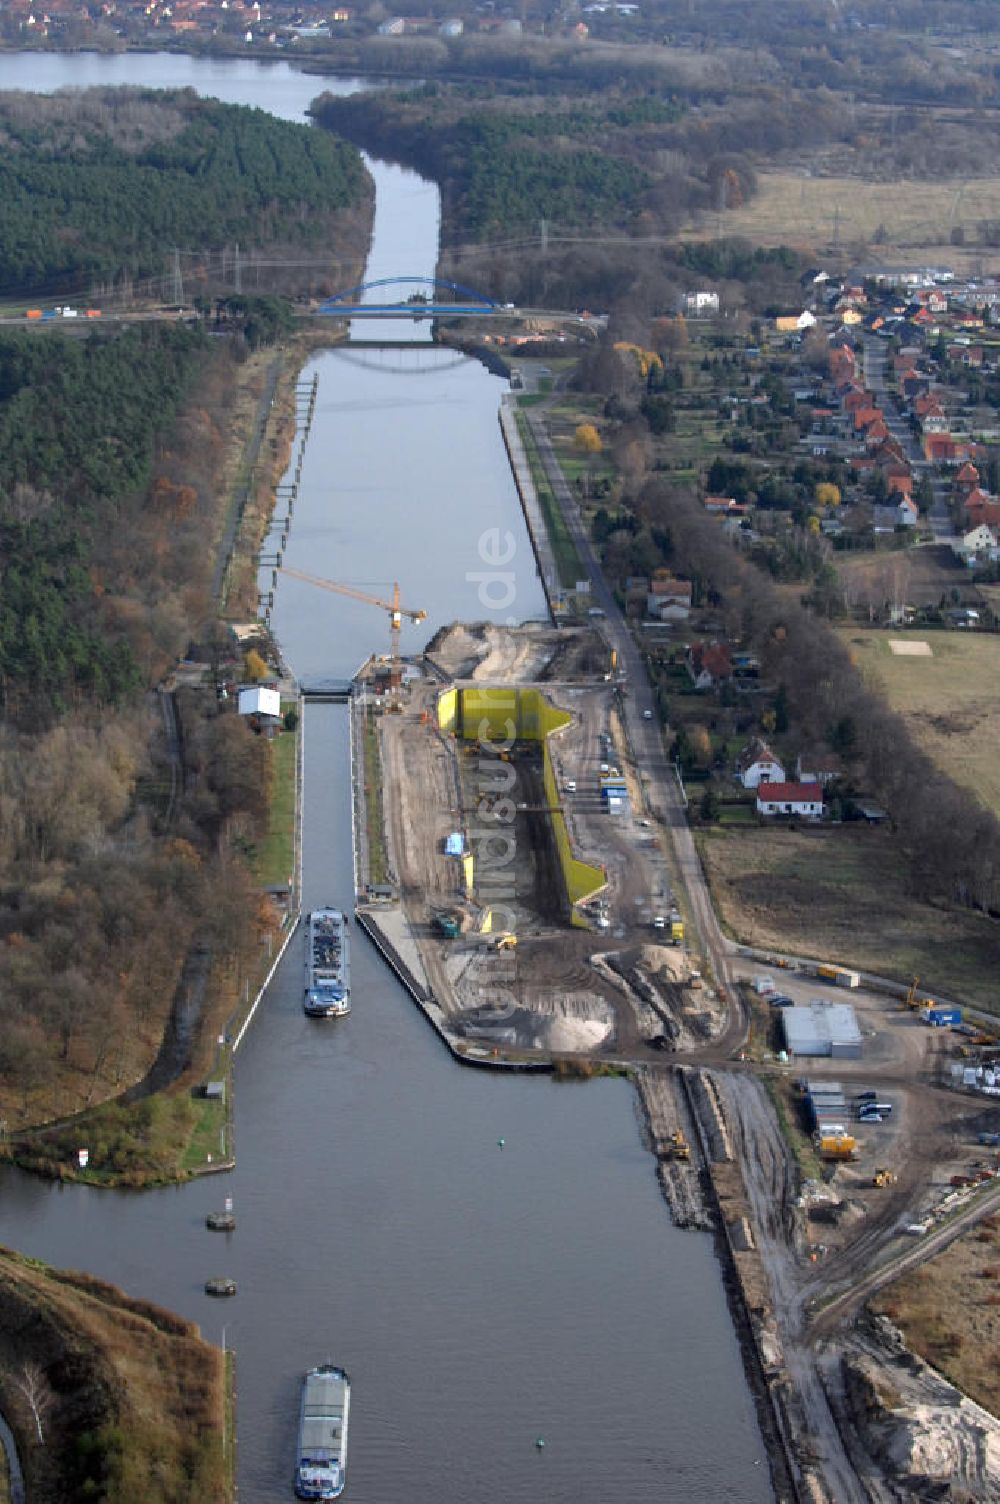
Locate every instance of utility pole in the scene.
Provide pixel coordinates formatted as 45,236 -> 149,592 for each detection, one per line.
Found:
539,218 -> 548,256
169,247 -> 184,305
234,241 -> 242,295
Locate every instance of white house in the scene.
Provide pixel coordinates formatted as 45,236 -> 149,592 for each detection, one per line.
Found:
953,522 -> 1000,565
682,290 -> 720,317
238,685 -> 281,720
736,739 -> 786,790
646,577 -> 693,621
756,781 -> 824,818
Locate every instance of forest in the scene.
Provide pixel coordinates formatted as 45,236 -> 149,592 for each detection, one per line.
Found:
0,88 -> 367,295
0,325 -> 207,720
0,82 -> 377,1142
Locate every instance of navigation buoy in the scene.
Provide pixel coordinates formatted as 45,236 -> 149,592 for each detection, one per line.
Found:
497,1138 -> 505,1150
535,1438 -> 545,1450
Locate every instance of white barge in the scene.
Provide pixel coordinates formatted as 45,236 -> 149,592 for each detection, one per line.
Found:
295,1364 -> 350,1500
304,909 -> 350,1017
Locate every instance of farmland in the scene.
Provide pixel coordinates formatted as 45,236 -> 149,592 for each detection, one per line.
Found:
844,629 -> 1000,819
871,1214 -> 1000,1419
697,824 -> 1000,1014
680,170 -> 1000,267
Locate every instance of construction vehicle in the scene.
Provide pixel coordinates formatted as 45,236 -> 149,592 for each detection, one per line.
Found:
903,976 -> 926,1010
872,1169 -> 897,1188
665,1129 -> 690,1161
432,912 -> 461,939
279,566 -> 426,705
493,933 -> 517,951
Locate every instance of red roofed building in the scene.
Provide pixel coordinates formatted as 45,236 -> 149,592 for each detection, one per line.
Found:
886,467 -> 913,498
755,782 -> 825,818
687,642 -> 733,689
955,461 -> 980,496
965,493 -> 1000,529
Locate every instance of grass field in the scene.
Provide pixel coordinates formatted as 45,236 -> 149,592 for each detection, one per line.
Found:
254,720 -> 297,889
844,629 -> 1000,818
871,1213 -> 1000,1419
680,170 -> 1000,260
697,824 -> 999,1014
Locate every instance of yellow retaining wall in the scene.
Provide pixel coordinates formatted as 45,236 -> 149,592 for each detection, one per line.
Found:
437,685 -> 458,737
439,686 -> 606,925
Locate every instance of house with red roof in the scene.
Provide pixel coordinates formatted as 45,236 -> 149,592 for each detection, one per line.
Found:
756,782 -> 825,819
687,642 -> 733,690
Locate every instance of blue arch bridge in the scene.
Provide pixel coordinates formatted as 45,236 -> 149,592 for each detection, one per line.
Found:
312,276 -> 601,332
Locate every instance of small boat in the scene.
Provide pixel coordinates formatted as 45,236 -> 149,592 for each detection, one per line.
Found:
204,1277 -> 237,1298
206,1212 -> 236,1232
294,1364 -> 350,1500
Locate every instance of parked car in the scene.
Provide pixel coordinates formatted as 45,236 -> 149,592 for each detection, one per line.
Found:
768,994 -> 795,1008
858,1110 -> 883,1124
753,976 -> 776,995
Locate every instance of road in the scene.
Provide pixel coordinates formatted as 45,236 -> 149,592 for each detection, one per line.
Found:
526,411 -> 741,1005
812,1176 -> 1000,1336
863,333 -> 955,541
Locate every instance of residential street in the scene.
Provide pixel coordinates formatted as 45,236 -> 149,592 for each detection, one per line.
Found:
863,333 -> 955,541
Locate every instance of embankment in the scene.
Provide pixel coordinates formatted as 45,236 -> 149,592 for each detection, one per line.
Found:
0,1247 -> 227,1504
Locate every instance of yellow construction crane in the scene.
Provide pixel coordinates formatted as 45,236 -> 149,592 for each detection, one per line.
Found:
280,566 -> 427,681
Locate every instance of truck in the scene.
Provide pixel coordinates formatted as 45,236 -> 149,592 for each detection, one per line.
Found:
922,1005 -> 962,1028
816,964 -> 860,988
670,919 -> 684,945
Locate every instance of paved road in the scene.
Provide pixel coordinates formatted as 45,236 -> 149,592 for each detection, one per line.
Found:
526,411 -> 740,1008
863,333 -> 955,541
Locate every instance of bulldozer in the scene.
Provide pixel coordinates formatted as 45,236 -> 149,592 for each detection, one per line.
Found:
872,1168 -> 897,1188
492,933 -> 517,952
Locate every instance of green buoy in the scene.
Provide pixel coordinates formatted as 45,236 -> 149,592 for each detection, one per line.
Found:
535,1437 -> 545,1450
497,1138 -> 505,1149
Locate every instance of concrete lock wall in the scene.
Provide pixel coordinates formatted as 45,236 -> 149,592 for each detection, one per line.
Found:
438,687 -> 605,926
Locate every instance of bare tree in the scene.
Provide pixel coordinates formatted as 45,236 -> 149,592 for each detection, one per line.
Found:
14,1361 -> 52,1444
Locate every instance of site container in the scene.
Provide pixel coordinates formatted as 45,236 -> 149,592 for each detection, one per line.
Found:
819,1134 -> 857,1159
922,1006 -> 962,1027
25,309 -> 42,319
978,1132 -> 1000,1147
85,308 -> 102,318
816,964 -> 860,988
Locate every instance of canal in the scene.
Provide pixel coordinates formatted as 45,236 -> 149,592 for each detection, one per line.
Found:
0,53 -> 772,1503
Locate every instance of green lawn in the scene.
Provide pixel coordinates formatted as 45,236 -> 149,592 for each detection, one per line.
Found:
254,722 -> 297,889
364,707 -> 390,886
180,1094 -> 228,1172
514,412 -> 584,589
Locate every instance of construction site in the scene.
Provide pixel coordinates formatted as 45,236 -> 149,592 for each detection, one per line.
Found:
354,621 -> 721,1059
340,613 -> 1000,1504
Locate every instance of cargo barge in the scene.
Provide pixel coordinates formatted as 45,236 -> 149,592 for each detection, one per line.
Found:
304,909 -> 351,1017
294,1364 -> 350,1500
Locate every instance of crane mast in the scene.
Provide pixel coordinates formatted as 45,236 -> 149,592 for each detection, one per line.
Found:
279,566 -> 426,700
